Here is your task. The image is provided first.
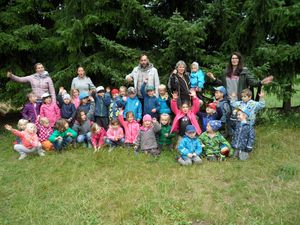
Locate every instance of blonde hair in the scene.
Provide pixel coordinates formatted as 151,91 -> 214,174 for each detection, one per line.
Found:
70,88 -> 80,98
160,113 -> 171,124
39,117 -> 49,125
91,123 -> 100,134
27,92 -> 36,100
119,86 -> 127,92
158,84 -> 167,90
17,119 -> 29,130
241,88 -> 252,97
26,123 -> 37,133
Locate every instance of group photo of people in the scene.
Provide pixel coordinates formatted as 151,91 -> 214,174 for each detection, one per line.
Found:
4,52 -> 273,165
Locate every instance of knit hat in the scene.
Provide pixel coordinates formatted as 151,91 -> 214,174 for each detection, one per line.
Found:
143,114 -> 152,122
127,87 -> 136,94
238,106 -> 251,117
207,102 -> 217,111
214,86 -> 227,95
111,89 -> 119,95
96,86 -> 105,93
185,125 -> 196,133
41,93 -> 51,99
63,94 -> 71,100
79,93 -> 89,100
146,85 -> 155,91
208,120 -> 222,131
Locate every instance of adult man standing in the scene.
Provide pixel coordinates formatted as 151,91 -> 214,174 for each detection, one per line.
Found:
125,54 -> 160,100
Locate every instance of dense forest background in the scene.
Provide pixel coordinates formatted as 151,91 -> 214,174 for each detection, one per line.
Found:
0,0 -> 299,110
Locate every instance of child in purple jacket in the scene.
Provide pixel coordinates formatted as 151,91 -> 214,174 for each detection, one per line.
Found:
21,92 -> 41,123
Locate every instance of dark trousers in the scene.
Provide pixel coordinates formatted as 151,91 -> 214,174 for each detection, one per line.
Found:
95,116 -> 109,130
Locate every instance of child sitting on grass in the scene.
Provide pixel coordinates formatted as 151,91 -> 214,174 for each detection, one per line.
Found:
177,125 -> 202,166
13,119 -> 29,145
49,119 -> 77,152
118,111 -> 140,148
232,107 -> 255,161
35,116 -> 53,151
21,92 -> 41,123
134,114 -> 161,156
105,119 -> 125,151
91,123 -> 106,152
199,120 -> 233,161
5,123 -> 45,160
158,113 -> 175,150
40,93 -> 61,128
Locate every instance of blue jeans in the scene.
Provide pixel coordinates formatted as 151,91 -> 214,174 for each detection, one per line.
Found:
53,137 -> 73,150
105,138 -> 125,147
77,132 -> 92,147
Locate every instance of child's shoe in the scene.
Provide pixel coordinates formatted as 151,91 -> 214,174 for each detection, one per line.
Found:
18,153 -> 27,160
38,152 -> 45,157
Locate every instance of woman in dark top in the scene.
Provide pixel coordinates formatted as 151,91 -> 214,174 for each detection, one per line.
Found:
207,52 -> 273,100
169,60 -> 191,105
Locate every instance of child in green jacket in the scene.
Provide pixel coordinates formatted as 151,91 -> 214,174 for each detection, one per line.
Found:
158,113 -> 175,149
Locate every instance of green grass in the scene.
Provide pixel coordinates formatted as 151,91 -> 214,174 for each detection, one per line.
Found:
1,117 -> 300,225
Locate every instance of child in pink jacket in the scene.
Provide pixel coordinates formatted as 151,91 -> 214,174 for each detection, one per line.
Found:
91,123 -> 106,152
171,90 -> 203,146
105,119 -> 125,150
118,110 -> 140,147
40,93 -> 61,128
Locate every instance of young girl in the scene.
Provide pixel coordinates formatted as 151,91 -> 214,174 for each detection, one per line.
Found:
73,110 -> 93,148
134,114 -> 161,156
91,123 -> 106,152
171,90 -> 203,145
158,113 -> 175,149
21,92 -> 41,123
40,93 -> 61,128
119,86 -> 127,99
49,119 -> 77,151
118,111 -> 140,147
71,88 -> 80,109
105,119 -> 125,150
36,116 -> 53,151
14,119 -> 29,145
157,84 -> 171,115
5,123 -> 45,160
199,120 -> 233,161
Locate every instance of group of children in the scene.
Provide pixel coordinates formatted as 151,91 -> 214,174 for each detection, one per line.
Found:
5,64 -> 266,165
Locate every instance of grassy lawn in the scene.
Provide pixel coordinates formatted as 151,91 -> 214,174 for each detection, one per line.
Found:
0,114 -> 300,225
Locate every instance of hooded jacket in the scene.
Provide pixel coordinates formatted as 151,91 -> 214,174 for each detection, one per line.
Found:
40,103 -> 61,128
178,135 -> 202,160
118,113 -> 140,144
123,96 -> 142,121
21,102 -> 41,123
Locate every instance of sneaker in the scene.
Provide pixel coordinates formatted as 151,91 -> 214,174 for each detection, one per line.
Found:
18,154 -> 27,160
38,152 -> 45,157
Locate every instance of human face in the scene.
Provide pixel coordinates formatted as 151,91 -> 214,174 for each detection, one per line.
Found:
177,64 -> 185,75
112,93 -> 119,99
81,97 -> 88,104
26,124 -> 36,134
237,110 -> 247,122
139,55 -> 149,68
77,67 -> 85,78
41,121 -> 49,128
186,131 -> 196,138
72,89 -> 79,97
19,123 -> 27,131
112,124 -> 119,129
206,123 -> 213,133
181,104 -> 189,114
63,98 -> 70,104
44,97 -> 52,104
143,120 -> 152,127
35,64 -> 45,74
64,122 -> 69,129
231,55 -> 239,67
97,91 -> 105,97
191,65 -> 198,73
29,95 -> 37,103
80,112 -> 87,121
129,93 -> 136,99
119,89 -> 126,97
147,90 -> 154,97
241,94 -> 251,103
214,90 -> 223,100
160,116 -> 169,125
127,114 -> 134,123
159,87 -> 166,95
206,107 -> 215,115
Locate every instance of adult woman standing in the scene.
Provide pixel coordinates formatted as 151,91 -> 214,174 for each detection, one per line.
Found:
169,60 -> 191,105
7,63 -> 56,103
71,66 -> 96,95
207,52 -> 273,99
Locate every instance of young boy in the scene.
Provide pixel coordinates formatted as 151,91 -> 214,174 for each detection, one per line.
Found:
197,102 -> 218,132
177,125 -> 202,166
123,87 -> 142,122
190,62 -> 205,93
57,92 -> 77,126
214,86 -> 231,137
231,107 -> 255,161
141,81 -> 160,119
21,92 -> 41,123
158,113 -> 175,149
94,86 -> 111,130
230,89 -> 265,126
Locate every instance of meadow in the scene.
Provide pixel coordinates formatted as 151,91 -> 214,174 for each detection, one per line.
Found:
0,112 -> 299,225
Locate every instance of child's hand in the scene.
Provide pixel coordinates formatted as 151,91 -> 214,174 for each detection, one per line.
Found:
206,72 -> 215,80
151,109 -> 156,113
202,144 -> 205,148
165,133 -> 169,137
173,69 -> 177,74
115,137 -> 119,141
106,87 -> 111,93
59,87 -> 66,94
172,91 -> 178,100
56,136 -> 62,141
134,145 -> 138,151
88,96 -> 94,102
258,91 -> 265,98
187,153 -> 193,158
4,124 -> 12,131
67,132 -> 72,136
122,96 -> 127,102
193,153 -> 197,157
189,89 -> 196,97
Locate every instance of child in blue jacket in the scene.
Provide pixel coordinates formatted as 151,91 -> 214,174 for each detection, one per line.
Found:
177,125 -> 203,166
123,87 -> 142,122
190,62 -> 205,99
141,81 -> 160,119
93,86 -> 111,130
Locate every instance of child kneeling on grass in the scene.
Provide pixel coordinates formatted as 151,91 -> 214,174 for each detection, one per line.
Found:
36,116 -> 53,151
134,114 -> 161,156
5,123 -> 45,160
105,119 -> 125,151
91,123 -> 106,153
177,125 -> 202,166
49,119 -> 77,152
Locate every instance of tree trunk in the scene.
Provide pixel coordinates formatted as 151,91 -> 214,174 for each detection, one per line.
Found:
282,84 -> 292,112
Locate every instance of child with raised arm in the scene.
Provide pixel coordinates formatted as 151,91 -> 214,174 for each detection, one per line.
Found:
93,86 -> 111,130
57,88 -> 77,126
40,93 -> 61,128
199,120 -> 233,161
118,111 -> 140,148
5,123 -> 45,160
177,125 -> 202,166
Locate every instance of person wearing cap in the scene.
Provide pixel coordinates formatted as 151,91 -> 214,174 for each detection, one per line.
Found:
77,92 -> 92,116
57,91 -> 77,126
177,125 -> 202,166
40,93 -> 61,128
7,63 -> 56,103
214,86 -> 231,137
109,89 -> 123,121
123,87 -> 142,122
231,107 -> 255,161
199,120 -> 233,161
197,102 -> 218,132
134,114 -> 161,156
93,86 -> 111,130
141,80 -> 160,119
206,52 -> 273,100
71,66 -> 96,95
125,54 -> 160,100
